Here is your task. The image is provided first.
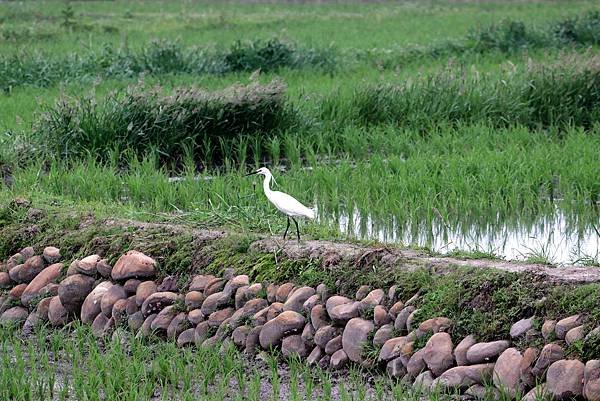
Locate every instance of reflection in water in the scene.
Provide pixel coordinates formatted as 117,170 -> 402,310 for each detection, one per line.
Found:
329,208 -> 599,265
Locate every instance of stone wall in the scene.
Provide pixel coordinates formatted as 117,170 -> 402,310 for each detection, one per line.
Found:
0,246 -> 599,401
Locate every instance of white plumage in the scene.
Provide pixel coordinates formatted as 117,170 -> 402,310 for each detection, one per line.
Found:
247,167 -> 315,241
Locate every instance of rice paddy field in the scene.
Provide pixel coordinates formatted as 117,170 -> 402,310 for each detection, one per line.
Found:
1,0 -> 600,399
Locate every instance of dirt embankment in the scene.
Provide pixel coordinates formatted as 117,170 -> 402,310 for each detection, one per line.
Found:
100,218 -> 600,285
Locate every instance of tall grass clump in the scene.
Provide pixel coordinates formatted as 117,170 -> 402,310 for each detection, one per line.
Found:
32,79 -> 297,167
553,10 -> 600,45
0,38 -> 336,92
345,55 -> 600,129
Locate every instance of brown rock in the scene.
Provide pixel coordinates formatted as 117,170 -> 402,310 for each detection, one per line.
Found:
355,285 -> 371,301
151,305 -> 178,332
414,371 -> 435,389
510,316 -> 535,338
9,283 -> 27,298
91,313 -> 110,337
125,296 -> 138,316
81,281 -> 112,324
455,335 -> 477,366
194,321 -> 212,345
325,335 -> 342,355
267,302 -> 285,321
282,334 -> 311,358
465,384 -> 501,401
135,281 -> 157,307
42,247 -> 61,264
423,332 -> 454,376
96,259 -> 112,278
123,279 -> 141,295
374,305 -> 391,327
0,272 -> 11,288
283,286 -> 316,313
307,346 -> 323,366
555,314 -> 584,339
542,319 -> 557,340
189,274 -> 216,292
303,294 -> 320,314
432,364 -> 496,390
466,340 -> 510,364
111,298 -> 128,324
232,325 -> 251,347
100,284 -> 127,317
21,263 -> 63,307
361,289 -> 385,306
389,301 -> 404,320
493,348 -> 523,398
177,328 -> 196,347
188,309 -> 204,325
0,306 -> 29,325
266,283 -> 278,303
200,292 -> 230,316
36,297 -> 52,321
387,358 -> 407,379
245,325 -> 262,354
234,286 -> 250,309
379,336 -> 408,362
314,325 -> 339,349
316,283 -> 329,302
22,311 -> 41,336
532,343 -> 564,377
77,255 -> 100,276
330,349 -> 348,370
138,313 -> 157,338
48,296 -> 69,326
19,247 -> 35,260
394,305 -> 415,332
302,323 -> 315,344
157,276 -> 177,293
417,317 -> 453,336
128,311 -> 145,332
185,291 -> 205,310
111,250 -> 156,281
318,355 -> 331,369
584,360 -> 600,401
342,318 -> 374,365
275,283 -> 295,303
520,347 -> 538,388
259,310 -> 305,348
18,256 -> 46,283
330,301 -> 361,324
223,275 -> 249,298
373,324 -> 394,346
546,359 -> 584,400
406,348 -> 427,378
310,304 -> 329,330
58,274 -> 95,314
66,261 -> 78,277
167,312 -> 190,340
522,384 -> 547,401
325,295 -> 352,316
141,292 -> 181,316
208,307 -> 234,327
565,325 -> 586,345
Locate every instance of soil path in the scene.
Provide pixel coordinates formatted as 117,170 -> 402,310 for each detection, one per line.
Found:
104,218 -> 600,284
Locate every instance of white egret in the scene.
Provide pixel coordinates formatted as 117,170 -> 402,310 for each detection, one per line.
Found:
246,167 -> 315,242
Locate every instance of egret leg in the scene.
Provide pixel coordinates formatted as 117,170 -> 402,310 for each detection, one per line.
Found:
283,216 -> 290,240
292,217 -> 300,243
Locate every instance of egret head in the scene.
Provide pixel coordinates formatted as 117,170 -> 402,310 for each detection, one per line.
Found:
246,167 -> 271,177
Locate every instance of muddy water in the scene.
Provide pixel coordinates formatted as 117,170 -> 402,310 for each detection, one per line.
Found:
329,208 -> 599,265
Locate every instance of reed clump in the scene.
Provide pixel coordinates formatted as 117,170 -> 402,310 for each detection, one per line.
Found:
347,55 -> 600,128
32,79 -> 296,167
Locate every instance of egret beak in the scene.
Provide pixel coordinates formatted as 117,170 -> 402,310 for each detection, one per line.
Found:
244,171 -> 258,176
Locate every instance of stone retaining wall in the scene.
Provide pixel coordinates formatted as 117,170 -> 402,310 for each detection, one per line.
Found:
0,246 -> 599,400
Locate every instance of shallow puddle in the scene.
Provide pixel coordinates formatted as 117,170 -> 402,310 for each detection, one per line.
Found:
329,208 -> 599,266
